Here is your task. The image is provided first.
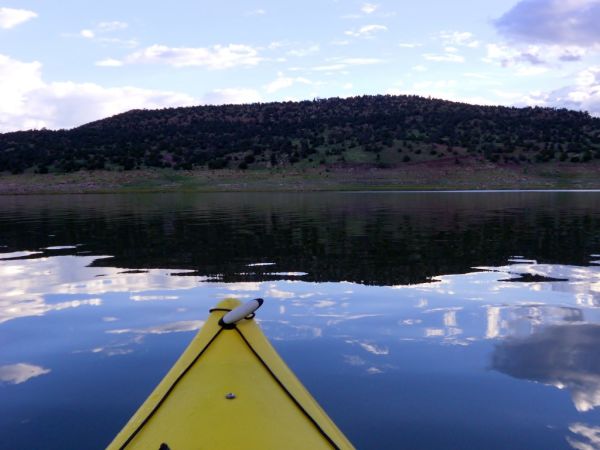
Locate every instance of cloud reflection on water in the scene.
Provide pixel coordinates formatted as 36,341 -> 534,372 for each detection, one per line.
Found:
568,423 -> 600,450
492,324 -> 600,413
5,248 -> 600,439
107,320 -> 205,336
0,363 -> 51,384
0,254 -> 203,324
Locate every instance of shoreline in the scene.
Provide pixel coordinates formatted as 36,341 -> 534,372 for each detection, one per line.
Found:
2,162 -> 600,195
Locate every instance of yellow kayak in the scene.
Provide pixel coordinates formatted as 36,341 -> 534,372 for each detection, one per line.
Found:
107,298 -> 354,449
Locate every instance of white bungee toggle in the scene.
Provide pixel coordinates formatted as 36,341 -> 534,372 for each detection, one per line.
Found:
219,298 -> 264,327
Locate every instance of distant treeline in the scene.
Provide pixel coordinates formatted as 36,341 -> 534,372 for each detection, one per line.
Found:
1,95 -> 600,174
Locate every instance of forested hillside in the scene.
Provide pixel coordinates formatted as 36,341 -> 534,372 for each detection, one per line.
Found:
1,95 -> 600,174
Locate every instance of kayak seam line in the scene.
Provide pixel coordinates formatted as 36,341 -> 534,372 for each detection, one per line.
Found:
234,327 -> 341,450
119,326 -> 225,450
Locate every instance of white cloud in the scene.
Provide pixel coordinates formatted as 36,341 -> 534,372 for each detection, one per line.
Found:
344,24 -> 387,38
75,21 -> 133,46
300,57 -> 383,73
463,72 -> 491,79
484,43 -> 530,66
265,73 -> 312,93
123,44 -> 262,69
267,41 -> 285,50
0,7 -> 37,29
95,58 -> 124,67
80,29 -> 95,39
495,0 -> 600,46
246,9 -> 266,16
202,88 -> 262,104
97,21 -> 128,32
0,363 -> 50,384
0,53 -> 198,131
514,66 -> 549,76
541,66 -> 600,115
312,64 -> 347,72
577,66 -> 600,86
343,2 -> 386,18
483,43 -> 585,72
26,82 -> 197,130
0,54 -> 45,129
398,42 -> 422,48
423,53 -> 465,63
438,31 -> 480,48
361,3 -> 378,14
80,21 -> 128,36
97,37 -> 139,48
413,80 -> 458,90
392,82 -> 498,106
331,39 -> 350,46
286,44 -> 320,57
338,57 -> 383,65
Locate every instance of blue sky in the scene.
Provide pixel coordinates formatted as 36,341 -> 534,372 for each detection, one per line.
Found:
1,0 -> 600,131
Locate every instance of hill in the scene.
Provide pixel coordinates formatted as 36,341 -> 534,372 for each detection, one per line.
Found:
1,95 -> 600,174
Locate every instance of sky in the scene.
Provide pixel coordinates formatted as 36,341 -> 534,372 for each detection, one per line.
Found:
1,0 -> 600,132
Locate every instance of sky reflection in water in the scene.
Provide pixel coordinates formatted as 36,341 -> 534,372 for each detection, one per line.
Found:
1,193 -> 600,449
1,253 -> 600,448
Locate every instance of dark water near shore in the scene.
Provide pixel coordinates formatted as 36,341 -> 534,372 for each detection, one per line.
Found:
1,192 -> 600,449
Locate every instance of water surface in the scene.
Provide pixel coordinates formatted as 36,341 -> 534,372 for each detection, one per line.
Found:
1,192 -> 600,449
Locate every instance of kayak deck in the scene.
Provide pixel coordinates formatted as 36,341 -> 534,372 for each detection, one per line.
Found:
107,298 -> 354,449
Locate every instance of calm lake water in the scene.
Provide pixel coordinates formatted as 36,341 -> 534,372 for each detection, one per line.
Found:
1,191 -> 600,450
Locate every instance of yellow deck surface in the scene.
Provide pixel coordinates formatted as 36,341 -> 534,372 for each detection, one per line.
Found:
107,298 -> 354,449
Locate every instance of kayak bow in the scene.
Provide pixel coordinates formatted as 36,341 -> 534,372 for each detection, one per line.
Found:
107,298 -> 354,449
